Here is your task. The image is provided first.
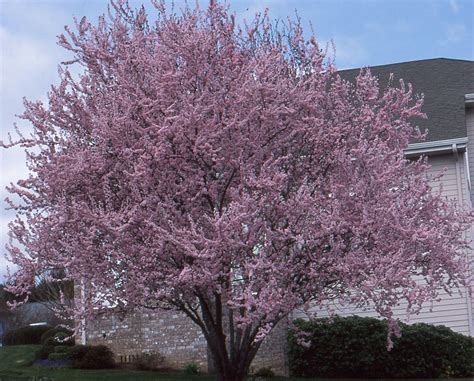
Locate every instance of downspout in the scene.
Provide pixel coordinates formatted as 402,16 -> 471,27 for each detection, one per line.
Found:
464,148 -> 474,337
464,149 -> 472,202
453,144 -> 474,336
452,143 -> 458,159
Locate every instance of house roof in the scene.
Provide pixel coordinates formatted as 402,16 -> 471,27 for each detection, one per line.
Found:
339,58 -> 474,142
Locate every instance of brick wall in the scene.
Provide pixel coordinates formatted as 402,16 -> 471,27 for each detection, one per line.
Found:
85,308 -> 289,376
86,309 -> 209,371
251,319 -> 289,376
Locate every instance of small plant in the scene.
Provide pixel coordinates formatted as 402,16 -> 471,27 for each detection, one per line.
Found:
54,345 -> 69,354
36,335 -> 73,360
66,344 -> 88,362
132,351 -> 166,371
67,344 -> 115,369
48,352 -> 69,361
254,367 -> 275,378
184,362 -> 199,374
34,358 -> 70,367
35,344 -> 55,360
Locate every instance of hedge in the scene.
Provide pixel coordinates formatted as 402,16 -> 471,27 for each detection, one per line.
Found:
67,345 -> 115,369
288,316 -> 473,378
2,325 -> 52,346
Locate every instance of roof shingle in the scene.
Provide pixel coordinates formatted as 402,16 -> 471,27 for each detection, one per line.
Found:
339,58 -> 474,142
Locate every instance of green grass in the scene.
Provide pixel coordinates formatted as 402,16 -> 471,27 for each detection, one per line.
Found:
0,345 -> 213,381
0,344 -> 38,370
0,345 -> 473,381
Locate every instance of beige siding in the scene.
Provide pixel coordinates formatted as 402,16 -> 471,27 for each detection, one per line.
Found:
466,108 -> 474,336
466,109 -> 474,202
294,153 -> 473,337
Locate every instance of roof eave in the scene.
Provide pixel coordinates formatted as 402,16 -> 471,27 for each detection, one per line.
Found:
404,137 -> 468,158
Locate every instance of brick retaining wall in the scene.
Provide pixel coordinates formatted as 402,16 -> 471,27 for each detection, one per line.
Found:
86,309 -> 208,371
251,319 -> 289,376
86,308 -> 289,376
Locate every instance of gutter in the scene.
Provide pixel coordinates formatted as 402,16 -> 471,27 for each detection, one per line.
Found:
465,94 -> 474,107
404,137 -> 468,158
465,93 -> 474,335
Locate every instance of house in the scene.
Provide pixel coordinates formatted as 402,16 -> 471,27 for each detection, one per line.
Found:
292,58 -> 474,337
0,288 -> 13,344
83,58 -> 474,375
0,301 -> 64,345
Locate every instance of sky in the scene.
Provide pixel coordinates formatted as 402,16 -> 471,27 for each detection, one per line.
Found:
0,0 -> 473,281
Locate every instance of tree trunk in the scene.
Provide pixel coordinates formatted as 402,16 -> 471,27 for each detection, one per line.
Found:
180,294 -> 264,381
209,334 -> 261,381
212,355 -> 251,381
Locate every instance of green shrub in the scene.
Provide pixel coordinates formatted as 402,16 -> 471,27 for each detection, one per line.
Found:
388,323 -> 474,378
2,325 -> 52,345
288,316 -> 474,378
48,352 -> 69,361
35,345 -> 55,360
184,362 -> 199,374
66,344 -> 88,363
254,366 -> 275,378
38,331 -> 74,359
68,345 -> 115,369
132,351 -> 166,370
40,327 -> 74,345
54,345 -> 69,354
35,335 -> 73,361
43,337 -> 57,347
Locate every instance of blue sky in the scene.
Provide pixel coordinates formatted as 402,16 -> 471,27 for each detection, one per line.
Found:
0,0 -> 473,281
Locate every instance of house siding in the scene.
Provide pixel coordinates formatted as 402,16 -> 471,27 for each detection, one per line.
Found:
293,153 -> 474,337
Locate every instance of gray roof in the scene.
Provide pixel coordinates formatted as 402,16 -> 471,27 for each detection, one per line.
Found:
339,58 -> 474,142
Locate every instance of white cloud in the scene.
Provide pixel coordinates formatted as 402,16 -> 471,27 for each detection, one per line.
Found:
0,210 -> 16,282
0,258 -> 12,282
0,27 -> 60,106
0,2 -> 76,281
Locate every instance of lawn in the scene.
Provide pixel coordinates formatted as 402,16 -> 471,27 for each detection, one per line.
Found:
0,345 -> 473,381
0,345 -> 211,381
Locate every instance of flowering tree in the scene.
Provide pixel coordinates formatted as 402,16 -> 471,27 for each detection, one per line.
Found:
2,1 -> 472,380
